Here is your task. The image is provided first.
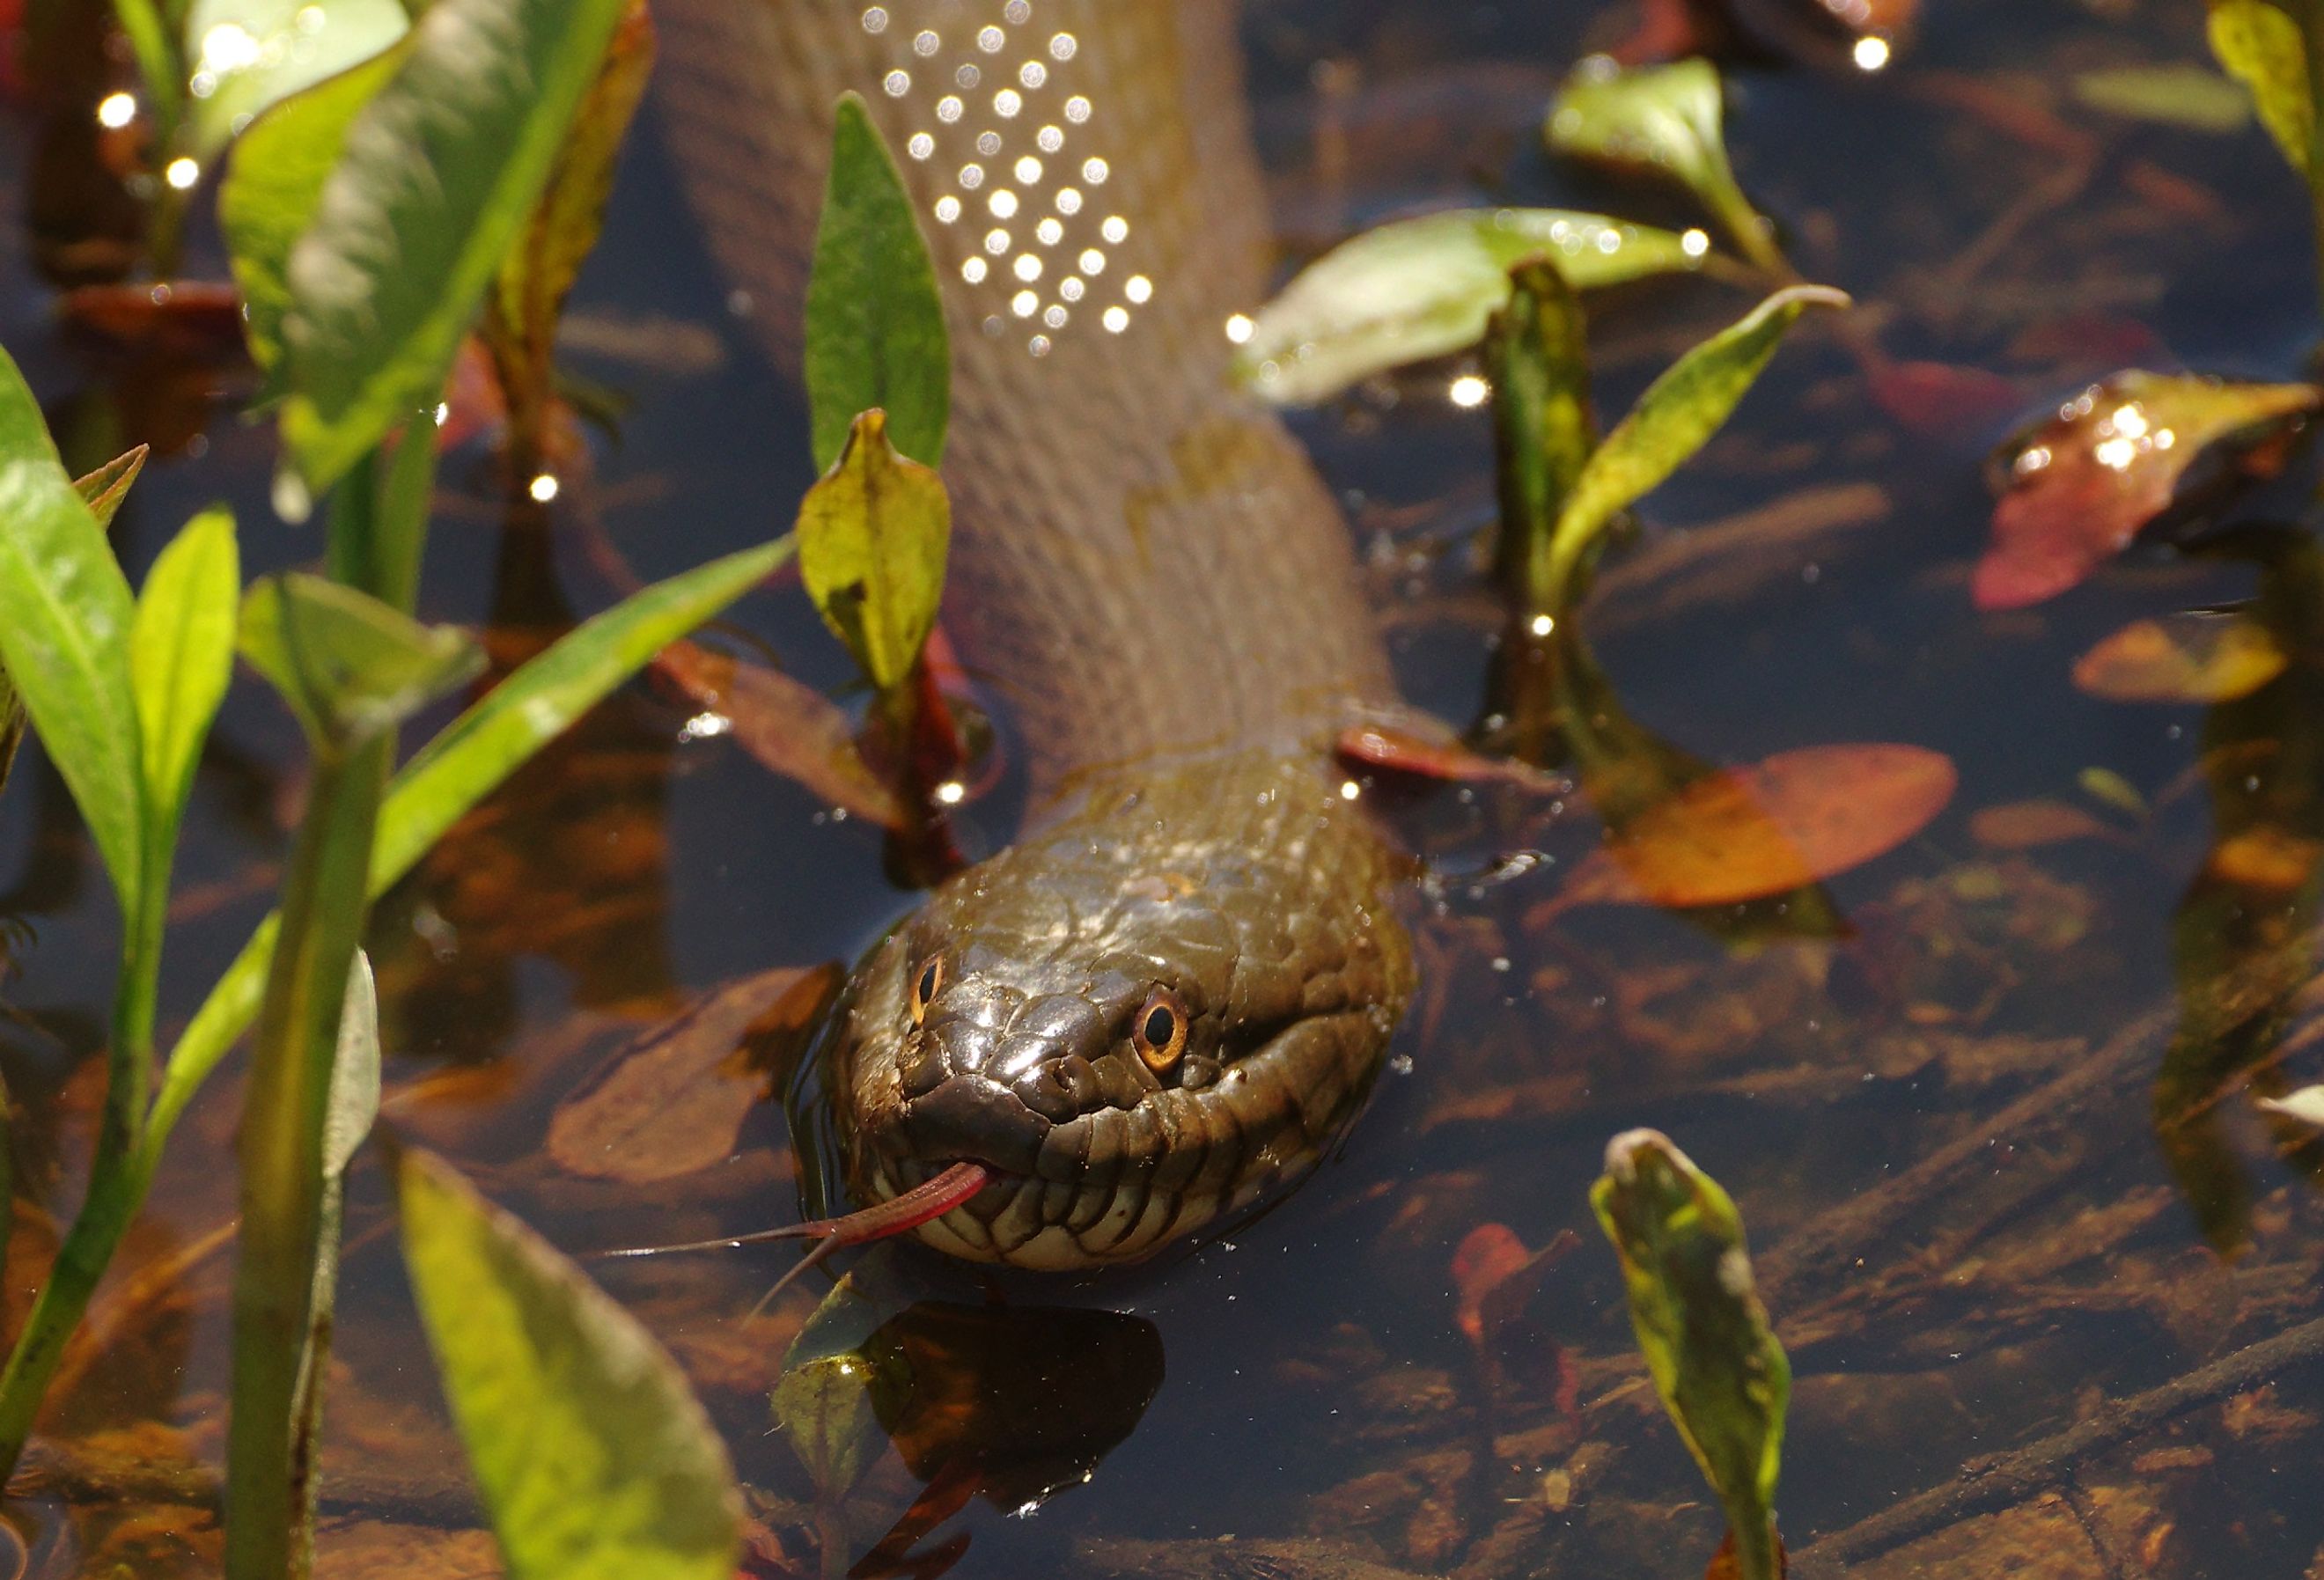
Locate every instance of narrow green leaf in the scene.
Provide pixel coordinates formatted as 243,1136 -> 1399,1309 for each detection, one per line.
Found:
149,536 -> 794,1142
1488,258 -> 1598,614
238,572 -> 483,751
277,0 -> 632,492
1548,285 -> 1846,610
73,445 -> 149,530
1592,1128 -> 1788,1580
2209,0 -> 2313,174
129,507 -> 239,856
805,92 -> 950,471
290,949 -> 380,1562
218,42 -> 408,384
180,0 -> 408,158
397,1147 -> 741,1580
1547,58 -> 1785,274
114,0 -> 183,134
1239,209 -> 1706,405
483,0 -> 655,462
0,347 -> 143,908
797,410 -> 950,692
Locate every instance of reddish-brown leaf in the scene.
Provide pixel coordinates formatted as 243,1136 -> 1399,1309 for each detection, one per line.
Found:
1336,712 -> 1568,792
655,639 -> 908,829
57,280 -> 248,362
1705,1527 -> 1788,1580
547,964 -> 837,1182
1968,798 -> 2115,850
1554,744 -> 1956,913
1973,371 -> 2319,611
1867,359 -> 2020,437
1451,1224 -> 1532,1347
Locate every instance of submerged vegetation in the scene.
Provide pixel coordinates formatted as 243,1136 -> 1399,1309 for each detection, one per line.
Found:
0,0 -> 2318,1576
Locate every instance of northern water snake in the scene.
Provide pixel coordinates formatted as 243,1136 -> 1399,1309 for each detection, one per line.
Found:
657,0 -> 1416,1267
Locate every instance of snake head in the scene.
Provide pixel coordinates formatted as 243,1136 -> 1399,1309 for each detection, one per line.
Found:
835,753 -> 1416,1270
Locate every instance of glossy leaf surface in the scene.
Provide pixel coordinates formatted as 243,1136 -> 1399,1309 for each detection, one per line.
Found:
797,409 -> 951,693
277,0 -> 633,492
1239,209 -> 1703,405
805,92 -> 950,471
181,0 -> 408,158
1592,1128 -> 1787,1580
0,347 -> 143,906
398,1147 -> 741,1580
129,508 -> 240,856
1975,372 -> 2319,610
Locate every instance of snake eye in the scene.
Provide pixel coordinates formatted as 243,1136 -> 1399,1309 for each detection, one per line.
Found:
909,957 -> 944,1025
1134,988 -> 1188,1073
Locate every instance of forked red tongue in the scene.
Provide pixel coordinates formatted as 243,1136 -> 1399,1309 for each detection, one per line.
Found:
598,1161 -> 991,1260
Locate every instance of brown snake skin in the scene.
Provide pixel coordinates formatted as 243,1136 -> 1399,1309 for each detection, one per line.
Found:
656,0 -> 1416,1267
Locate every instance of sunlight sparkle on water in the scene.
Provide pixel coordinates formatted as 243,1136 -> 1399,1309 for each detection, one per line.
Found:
96,93 -> 136,129
1852,36 -> 1892,71
1225,313 -> 1255,345
1529,614 -> 1555,636
164,158 -> 201,190
528,474 -> 560,503
1449,374 -> 1489,408
1681,228 -> 1710,259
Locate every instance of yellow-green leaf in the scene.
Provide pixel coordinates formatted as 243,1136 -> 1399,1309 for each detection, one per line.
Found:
129,508 -> 240,858
1240,208 -> 1704,406
797,408 -> 951,693
1547,58 -> 1784,273
2071,62 -> 2255,133
805,92 -> 950,471
73,445 -> 149,529
239,572 -> 482,751
2209,0 -> 2313,175
1547,285 -> 1846,611
1592,1128 -> 1788,1580
397,1147 -> 741,1580
181,0 -> 409,159
2071,611 -> 2290,702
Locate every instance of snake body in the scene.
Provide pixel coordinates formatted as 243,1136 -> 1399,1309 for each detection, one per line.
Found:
658,0 -> 1416,1267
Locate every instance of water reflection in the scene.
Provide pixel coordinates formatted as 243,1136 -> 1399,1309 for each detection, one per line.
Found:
2152,528 -> 2324,1252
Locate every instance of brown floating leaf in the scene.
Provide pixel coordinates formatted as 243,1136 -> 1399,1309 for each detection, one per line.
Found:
2205,825 -> 2322,894
57,281 -> 250,362
2071,612 -> 2291,703
1553,744 -> 1956,913
1336,712 -> 1568,792
655,639 -> 908,829
1969,798 -> 2116,850
1974,371 -> 2320,611
547,964 -> 838,1182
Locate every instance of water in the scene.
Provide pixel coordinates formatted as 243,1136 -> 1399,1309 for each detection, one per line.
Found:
4,0 -> 2324,1575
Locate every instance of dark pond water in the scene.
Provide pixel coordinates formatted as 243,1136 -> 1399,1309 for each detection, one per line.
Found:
4,0 -> 2324,1576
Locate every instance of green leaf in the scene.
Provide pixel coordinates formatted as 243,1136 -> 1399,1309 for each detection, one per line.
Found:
1547,284 -> 1846,611
397,1147 -> 741,1580
181,0 -> 409,159
114,0 -> 183,137
218,41 -> 408,385
129,507 -> 239,859
797,409 -> 950,692
1591,1128 -> 1788,1580
1239,209 -> 1705,405
1487,258 -> 1598,614
1547,58 -> 1785,274
238,572 -> 482,751
2209,0 -> 2313,175
483,0 -> 655,460
805,92 -> 951,472
73,445 -> 149,529
0,346 -> 143,908
2071,62 -> 2256,132
148,535 -> 794,1143
276,0 -> 634,493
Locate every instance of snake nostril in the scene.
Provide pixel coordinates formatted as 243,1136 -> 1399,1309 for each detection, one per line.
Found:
1014,1053 -> 1097,1121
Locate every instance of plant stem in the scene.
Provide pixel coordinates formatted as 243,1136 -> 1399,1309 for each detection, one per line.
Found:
2301,0 -> 2324,330
224,741 -> 386,1580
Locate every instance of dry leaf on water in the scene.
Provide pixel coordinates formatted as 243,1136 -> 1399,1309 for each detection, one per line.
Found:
1544,744 -> 1956,915
548,964 -> 839,1182
2204,825 -> 2322,893
2071,611 -> 2290,703
1974,371 -> 2319,611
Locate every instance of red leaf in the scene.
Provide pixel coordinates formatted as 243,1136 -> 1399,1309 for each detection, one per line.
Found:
1336,711 -> 1567,792
1451,1224 -> 1532,1347
1973,371 -> 2319,611
1867,359 -> 2019,437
